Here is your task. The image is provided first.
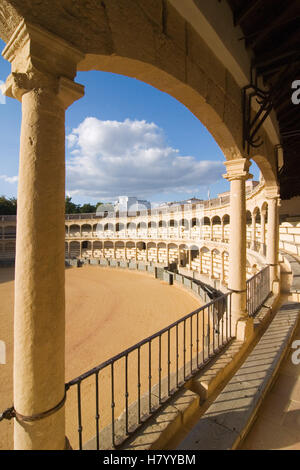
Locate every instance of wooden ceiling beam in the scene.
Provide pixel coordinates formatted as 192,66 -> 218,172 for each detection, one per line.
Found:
234,0 -> 265,26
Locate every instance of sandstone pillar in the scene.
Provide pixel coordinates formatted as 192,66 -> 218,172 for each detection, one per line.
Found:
266,188 -> 280,289
2,21 -> 84,450
224,159 -> 252,341
251,213 -> 256,250
260,209 -> 266,255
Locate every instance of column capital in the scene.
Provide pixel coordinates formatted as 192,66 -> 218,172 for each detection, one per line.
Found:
3,72 -> 84,108
2,19 -> 84,107
223,158 -> 253,182
264,186 -> 280,200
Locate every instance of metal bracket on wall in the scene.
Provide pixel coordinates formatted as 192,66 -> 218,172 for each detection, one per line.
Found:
242,79 -> 273,155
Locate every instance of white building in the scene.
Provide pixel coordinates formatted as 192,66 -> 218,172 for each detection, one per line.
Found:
114,196 -> 151,214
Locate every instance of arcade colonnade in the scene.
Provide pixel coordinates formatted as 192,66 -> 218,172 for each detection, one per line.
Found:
0,21 -> 279,450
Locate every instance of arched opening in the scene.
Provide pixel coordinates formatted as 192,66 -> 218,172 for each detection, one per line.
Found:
0,2 -> 282,453
190,244 -> 200,272
137,222 -> 147,238
125,241 -> 136,261
178,243 -> 189,267
211,249 -> 221,279
222,214 -> 230,243
82,241 -> 92,258
168,243 -> 179,265
157,242 -> 167,264
179,219 -> 189,239
191,218 -> 200,240
127,222 -> 136,238
146,242 -> 157,263
115,241 -> 125,260
70,241 -> 80,259
104,241 -> 114,259
200,247 -> 210,276
82,224 -> 92,238
136,241 -> 146,261
93,241 -> 103,258
168,219 -> 178,239
212,216 -> 222,241
69,225 -> 80,238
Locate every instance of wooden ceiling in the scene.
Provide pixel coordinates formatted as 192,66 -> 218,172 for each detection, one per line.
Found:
227,0 -> 300,199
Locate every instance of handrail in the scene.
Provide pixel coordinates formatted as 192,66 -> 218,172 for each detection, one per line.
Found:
65,290 -> 232,449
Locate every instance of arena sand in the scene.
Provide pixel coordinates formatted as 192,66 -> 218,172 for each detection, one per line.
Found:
0,265 -> 201,449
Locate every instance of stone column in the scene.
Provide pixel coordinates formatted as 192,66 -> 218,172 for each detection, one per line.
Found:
210,251 -> 214,279
224,159 -> 253,341
221,253 -> 225,284
250,213 -> 256,250
221,220 -> 225,243
3,21 -> 84,450
265,188 -> 280,289
188,249 -> 192,270
210,222 -> 213,240
260,208 -> 266,255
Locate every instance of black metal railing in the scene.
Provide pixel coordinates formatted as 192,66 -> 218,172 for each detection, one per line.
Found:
65,292 -> 232,450
246,265 -> 271,317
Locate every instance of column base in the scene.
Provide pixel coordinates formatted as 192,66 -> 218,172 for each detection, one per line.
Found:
235,317 -> 254,342
272,279 -> 281,295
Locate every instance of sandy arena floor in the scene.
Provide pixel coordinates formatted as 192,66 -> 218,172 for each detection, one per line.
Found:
0,265 -> 201,450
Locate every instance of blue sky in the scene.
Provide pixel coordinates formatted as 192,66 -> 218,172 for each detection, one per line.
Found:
0,38 -> 259,205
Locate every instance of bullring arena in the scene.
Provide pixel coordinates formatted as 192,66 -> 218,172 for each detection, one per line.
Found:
0,0 -> 299,452
1,180 -> 300,450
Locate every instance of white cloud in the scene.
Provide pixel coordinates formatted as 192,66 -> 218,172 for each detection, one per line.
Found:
66,117 -> 224,200
0,174 -> 18,184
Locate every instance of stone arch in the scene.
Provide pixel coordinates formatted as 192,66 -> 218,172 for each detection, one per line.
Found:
125,241 -> 136,260
222,214 -> 230,243
211,248 -> 221,279
81,224 -> 92,237
211,216 -> 222,241
115,240 -> 125,260
104,240 -> 114,258
116,222 -> 125,232
200,246 -> 210,275
0,1 -> 279,189
189,243 -> 200,269
82,240 -> 92,257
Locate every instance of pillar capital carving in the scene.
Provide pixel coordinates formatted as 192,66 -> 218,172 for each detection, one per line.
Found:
2,19 -> 84,107
264,186 -> 280,200
3,71 -> 84,108
223,158 -> 253,182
